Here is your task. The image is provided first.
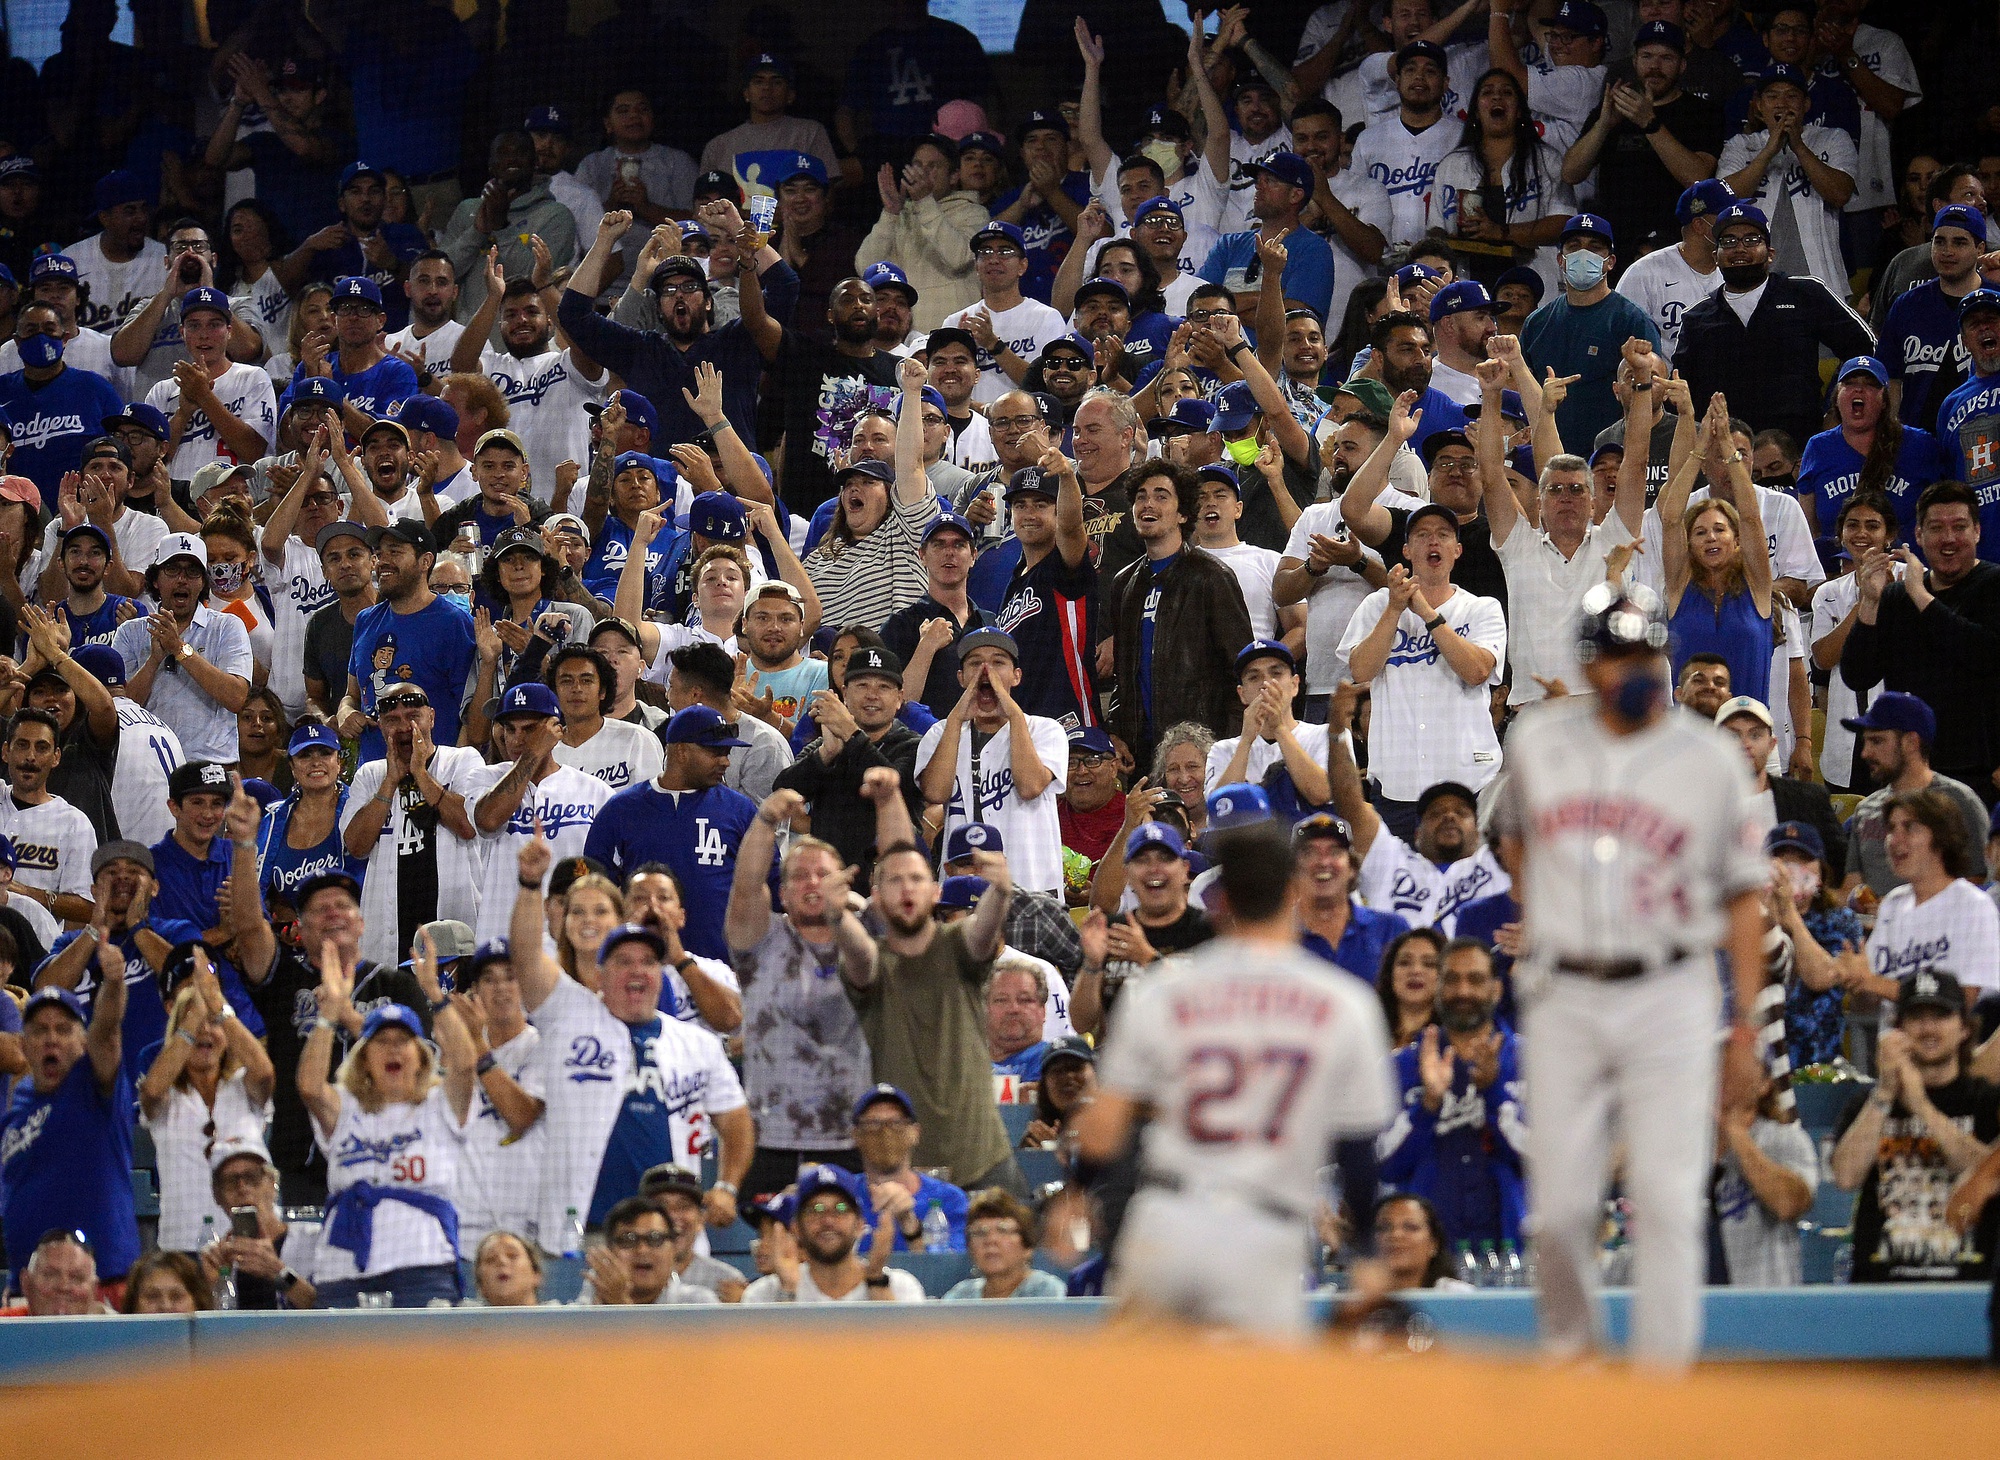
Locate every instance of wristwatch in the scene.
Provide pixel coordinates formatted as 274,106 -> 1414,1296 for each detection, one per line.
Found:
1423,614 -> 1445,633
475,1051 -> 498,1076
177,643 -> 194,661
865,1273 -> 892,1289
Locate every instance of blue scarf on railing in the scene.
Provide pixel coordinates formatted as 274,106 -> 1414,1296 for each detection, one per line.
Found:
324,1181 -> 460,1274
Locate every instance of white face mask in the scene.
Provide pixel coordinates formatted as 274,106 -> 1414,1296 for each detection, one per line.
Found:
209,559 -> 246,596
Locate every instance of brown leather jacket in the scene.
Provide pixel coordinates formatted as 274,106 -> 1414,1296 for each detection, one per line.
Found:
1105,545 -> 1254,752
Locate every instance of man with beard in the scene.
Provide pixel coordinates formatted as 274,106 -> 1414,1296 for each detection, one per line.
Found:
1029,336 -> 1092,424
302,521 -> 378,722
1841,693 -> 1990,899
19,602 -> 120,837
1069,820 -> 1213,1040
1676,653 -> 1733,720
864,263 -> 922,355
1361,310 -> 1470,459
776,657 -> 926,879
1426,282 -> 1497,408
742,271 -> 902,514
1937,291 -> 2000,542
47,522 -> 138,649
452,255 -> 607,507
384,252 -> 463,389
741,1164 -> 926,1301
1380,937 -> 1527,1251
338,519 -> 478,759
1293,810 -> 1409,986
1199,152 -> 1335,326
110,535 -> 253,764
66,169 -> 165,336
925,327 -> 990,469
101,403 -> 173,518
1350,41 -> 1467,249
32,437 -> 164,605
1275,416 -> 1392,719
560,209 -> 799,446
442,132 -> 578,323
991,452 -> 1101,734
737,581 -> 827,738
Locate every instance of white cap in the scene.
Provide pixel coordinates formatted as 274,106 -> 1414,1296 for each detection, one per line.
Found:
154,532 -> 208,570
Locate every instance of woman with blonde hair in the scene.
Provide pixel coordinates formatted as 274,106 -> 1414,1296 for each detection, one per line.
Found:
265,282 -> 332,386
202,499 -> 275,688
556,872 -> 625,990
466,1230 -> 547,1307
139,950 -> 276,1254
298,927 -> 477,1307
1662,388 -> 1774,706
1150,722 -> 1214,840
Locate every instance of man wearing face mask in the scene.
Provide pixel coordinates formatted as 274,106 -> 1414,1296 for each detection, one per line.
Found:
0,302 -> 124,504
1521,215 -> 1662,448
0,254 -> 123,381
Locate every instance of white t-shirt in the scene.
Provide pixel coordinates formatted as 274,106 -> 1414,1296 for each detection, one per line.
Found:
66,233 -> 168,335
453,1023 -> 547,1252
467,763 -> 612,948
1524,61 -> 1606,155
147,362 -> 279,476
551,719 -> 665,794
1204,720 -> 1334,796
1,791 -> 96,901
915,712 -> 1070,896
1356,830 -> 1512,933
1816,24 -> 1921,213
937,298 -> 1071,405
266,536 -> 336,722
1811,571 -> 1866,787
1615,244 -> 1718,359
1349,112 -> 1465,245
476,345 -> 608,504
1281,501 -> 1388,694
741,1266 -> 927,1302
1202,540 -> 1283,640
1335,584 -> 1507,800
309,1086 -> 468,1281
524,975 -> 633,1251
1715,124 -> 1859,294
386,320 -> 465,387
110,698 -> 183,848
233,269 -> 294,363
1866,879 -> 2000,995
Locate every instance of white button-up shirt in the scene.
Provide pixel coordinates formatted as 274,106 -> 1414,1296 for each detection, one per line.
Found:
110,603 -> 255,762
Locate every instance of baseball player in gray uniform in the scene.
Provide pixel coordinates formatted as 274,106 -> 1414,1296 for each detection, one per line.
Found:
1074,821 -> 1398,1340
1489,583 -> 1769,1369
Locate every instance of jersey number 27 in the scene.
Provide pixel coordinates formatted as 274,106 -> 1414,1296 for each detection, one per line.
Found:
1183,1044 -> 1313,1145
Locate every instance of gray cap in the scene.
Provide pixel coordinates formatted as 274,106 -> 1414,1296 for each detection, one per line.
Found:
416,919 -> 476,961
91,839 -> 155,876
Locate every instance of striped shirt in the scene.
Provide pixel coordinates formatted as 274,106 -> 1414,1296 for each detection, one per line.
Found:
804,492 -> 940,629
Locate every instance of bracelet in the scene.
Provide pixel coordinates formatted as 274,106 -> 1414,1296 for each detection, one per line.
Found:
1226,341 -> 1251,358
475,1051 -> 498,1076
864,1273 -> 892,1289
674,955 -> 697,972
713,1180 -> 738,1196
314,1016 -> 336,1031
277,1267 -> 300,1291
373,791 -> 394,807
1641,118 -> 1662,135
177,1028 -> 198,1046
427,995 -> 451,1014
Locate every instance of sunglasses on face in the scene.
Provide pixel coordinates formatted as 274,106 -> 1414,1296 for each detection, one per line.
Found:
611,1229 -> 673,1249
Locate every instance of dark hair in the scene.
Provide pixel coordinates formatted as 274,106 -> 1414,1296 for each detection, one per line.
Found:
1186,281 -> 1235,314
1834,487 -> 1899,542
1887,787 -> 1981,881
1116,153 -> 1167,190
1291,97 -> 1343,131
626,861 -> 686,901
1376,926 -> 1446,1043
216,199 -> 290,290
602,85 -> 653,117
479,540 -> 559,607
1332,278 -> 1390,372
1441,935 -> 1495,975
7,707 -> 60,744
829,625 -> 886,691
1095,238 -> 1167,317
872,840 -> 932,885
1210,822 -> 1295,922
1916,479 -> 1979,527
603,1194 -> 672,1242
668,641 -> 736,700
1371,309 -> 1431,352
414,248 -> 453,270
1927,164 -> 1976,211
1452,69 -> 1544,208
544,644 -> 615,714
1374,1193 -> 1453,1287
964,1187 -> 1038,1246
1749,428 -> 1800,466
120,1250 -> 214,1313
1129,459 -> 1200,539
1683,651 -> 1730,674
1405,237 -> 1456,272
500,276 -> 541,303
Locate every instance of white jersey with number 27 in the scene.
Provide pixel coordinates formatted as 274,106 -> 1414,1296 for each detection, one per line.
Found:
1096,938 -> 1398,1218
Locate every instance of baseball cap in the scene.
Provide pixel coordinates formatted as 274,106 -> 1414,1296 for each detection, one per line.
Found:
103,403 -> 170,440
924,325 -> 980,361
1549,0 -> 1607,37
1155,397 -> 1219,437
588,615 -> 643,649
1959,288 -> 2000,324
180,286 -> 231,320
1763,820 -> 1826,861
1206,783 -> 1272,829
1392,262 -> 1440,291
585,389 -> 659,437
1415,781 -> 1480,820
1043,1033 -> 1095,1069
970,220 -> 1027,253
413,920 -> 477,964
337,161 -> 387,193
524,104 -> 569,135
956,130 -> 1006,160
1464,389 -> 1527,424
744,50 -> 792,81
1934,204 -> 1986,240
663,704 -> 750,749
287,723 -> 342,757
397,394 -> 460,440
598,922 -> 668,963
331,274 -> 384,310
81,435 -> 132,469
284,375 -> 342,408
1020,108 -> 1069,140
1292,811 -> 1354,847
921,512 -> 976,548
0,156 -> 37,183
638,1163 -> 706,1204
937,875 -> 988,911
474,427 -> 527,458
749,579 -> 805,613
1837,356 -> 1890,388
1141,103 -> 1190,140
460,939 -> 513,985
207,1132 -> 274,1175
836,459 -> 896,493
795,1163 -> 863,1208
1133,194 -> 1184,225
1235,638 -> 1295,677
1841,690 -> 1937,745
314,520 -> 369,555
1395,39 -> 1448,72
1897,969 -> 1966,1019
1073,276 -> 1131,309
1214,381 -> 1260,434
1559,213 -> 1615,247
1250,151 -> 1313,192
0,475 -> 36,508
610,449 -> 659,481
190,460 -> 252,501
296,870 -> 363,909
23,986 -> 88,1026
0,835 -> 18,869
1429,279 -> 1493,323
60,522 -> 113,557
748,1193 -> 795,1228
1587,441 -> 1625,468
687,491 -> 747,542
1634,19 -> 1686,51
1714,695 -> 1774,729
1004,465 -> 1059,501
359,1004 -> 426,1045
1330,377 -> 1395,420
1417,435 -> 1473,471
1126,821 -> 1188,861
956,627 -> 1019,662
852,1083 -> 916,1122
544,512 -> 588,539
93,169 -> 152,213
692,170 -> 743,204
1757,62 -> 1810,94
366,520 -> 437,555
72,643 -> 125,687
943,823 -> 1004,862
491,523 -> 547,562
153,532 -> 208,572
498,681 -> 562,721
843,645 -> 903,684
169,761 -> 232,801
1714,201 -> 1770,238
91,839 -> 155,876
547,855 -> 609,899
28,253 -> 77,285
776,153 -> 827,189
1196,463 -> 1240,497
1676,179 -> 1735,228
862,261 -> 918,305
1069,726 -> 1116,757
648,254 -> 710,297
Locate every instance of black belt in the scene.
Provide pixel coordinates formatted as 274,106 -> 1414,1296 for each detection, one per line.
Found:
1141,1170 -> 1305,1225
1555,949 -> 1695,982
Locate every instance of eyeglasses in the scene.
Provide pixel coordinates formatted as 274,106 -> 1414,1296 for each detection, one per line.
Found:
1136,215 -> 1184,230
1716,233 -> 1765,252
659,281 -> 706,297
1543,481 -> 1590,496
967,1221 -> 1023,1241
804,1198 -> 856,1216
989,414 -> 1043,432
974,246 -> 1023,260
920,412 -> 946,427
610,1229 -> 673,1249
1070,751 -> 1116,768
1187,307 -> 1235,322
1042,356 -> 1088,371
301,493 -> 341,508
1432,457 -> 1477,474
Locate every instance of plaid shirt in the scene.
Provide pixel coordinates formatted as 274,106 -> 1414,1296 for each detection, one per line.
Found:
1005,889 -> 1083,979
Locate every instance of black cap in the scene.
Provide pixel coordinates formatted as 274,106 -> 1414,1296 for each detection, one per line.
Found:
168,761 -> 231,801
1415,781 -> 1479,820
296,870 -> 363,910
844,645 -> 903,684
1043,1034 -> 1095,1068
923,326 -> 980,359
548,854 -> 610,899
1897,969 -> 1966,1019
367,520 -> 437,555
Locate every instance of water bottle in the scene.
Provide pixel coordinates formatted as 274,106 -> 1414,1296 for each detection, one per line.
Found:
561,1206 -> 585,1259
1501,1239 -> 1524,1289
920,1200 -> 951,1251
1831,1241 -> 1853,1285
1480,1239 -> 1503,1288
1455,1240 -> 1481,1288
203,1215 -> 237,1309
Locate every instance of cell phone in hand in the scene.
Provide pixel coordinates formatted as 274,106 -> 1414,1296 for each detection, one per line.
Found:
230,1205 -> 261,1239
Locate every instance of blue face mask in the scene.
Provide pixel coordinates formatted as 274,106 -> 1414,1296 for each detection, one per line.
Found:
1613,663 -> 1665,721
1561,251 -> 1608,291
18,332 -> 62,369
439,589 -> 471,612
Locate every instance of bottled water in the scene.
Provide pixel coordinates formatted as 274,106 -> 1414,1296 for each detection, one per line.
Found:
1500,1240 -> 1524,1289
203,1215 -> 237,1309
1455,1240 -> 1482,1288
920,1200 -> 951,1251
561,1206 -> 585,1258
1832,1241 -> 1853,1285
1480,1239 -> 1503,1288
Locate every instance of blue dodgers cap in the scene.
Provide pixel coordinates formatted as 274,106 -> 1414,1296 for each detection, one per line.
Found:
1959,288 -> 2000,323
1763,820 -> 1826,862
71,642 -> 126,687
1073,276 -> 1131,309
777,152 -> 828,188
1633,19 -> 1686,51
1559,213 -> 1615,247
970,219 -> 1027,252
104,402 -> 170,440
524,104 -> 569,135
1429,279 -> 1492,323
749,1192 -> 796,1227
1549,0 -> 1607,37
1675,179 -> 1734,228
836,458 -> 896,492
23,986 -> 88,1025
0,834 -> 16,869
396,392 -> 460,439
1020,108 -> 1069,140
1196,462 -> 1240,495
359,1003 -> 426,1044
689,490 -> 747,540
331,274 -> 384,309
957,131 -> 1006,161
1394,39 -> 1448,72
1004,465 -> 1058,500
1837,355 -> 1890,387
795,1163 -> 863,1209
922,511 -> 977,546
1935,204 -> 1987,240
744,50 -> 793,81
943,822 -> 1004,861
1251,150 -> 1313,192
852,1082 -> 916,1121
1235,638 -> 1296,677
861,261 -> 918,305
1464,389 -> 1527,424
28,252 -> 77,285
936,875 -> 989,911
1163,397 -> 1219,436
61,522 -> 113,556
1841,690 -> 1937,745
664,704 -> 751,749
597,922 -> 668,963
1392,261 -> 1440,289
1142,103 -> 1190,140
337,160 -> 387,193
287,722 -> 341,756
1757,62 -> 1810,94
92,168 -> 151,213
611,449 -> 660,479
285,375 -> 343,408
1126,820 -> 1188,861
1713,201 -> 1769,238
1133,194 -> 1184,225
180,286 -> 231,320
1069,726 -> 1115,756
920,384 -> 949,416
240,778 -> 283,809
1292,810 -> 1354,847
1206,783 -> 1272,829
1214,380 -> 1260,433
498,681 -> 562,721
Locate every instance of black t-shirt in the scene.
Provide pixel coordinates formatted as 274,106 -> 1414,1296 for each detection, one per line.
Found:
1836,1075 -> 2000,1283
1377,509 -> 1509,619
1085,483 -> 1142,584
995,545 -> 1100,733
880,594 -> 994,719
303,601 -> 357,706
1237,438 -> 1321,553
246,948 -> 428,1172
773,330 -> 904,513
393,779 -> 441,959
50,711 -> 118,840
1100,906 -> 1214,1026
1585,91 -> 1726,252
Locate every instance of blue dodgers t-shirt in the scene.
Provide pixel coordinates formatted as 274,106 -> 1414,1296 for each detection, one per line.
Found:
1937,368 -> 2000,559
856,1172 -> 970,1254
587,1015 -> 679,1226
258,787 -> 367,912
1199,225 -> 1338,323
992,1041 -> 1050,1080
582,781 -> 760,962
56,594 -> 143,648
347,595 -> 479,759
1883,279 -> 1972,427
1301,900 -> 1411,987
149,833 -> 232,933
297,352 -> 421,420
582,513 -> 679,605
1797,424 -> 1948,543
1,1054 -> 139,1281
0,366 -> 126,505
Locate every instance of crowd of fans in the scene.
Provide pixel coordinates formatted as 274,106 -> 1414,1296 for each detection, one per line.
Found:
0,0 -> 1999,1320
